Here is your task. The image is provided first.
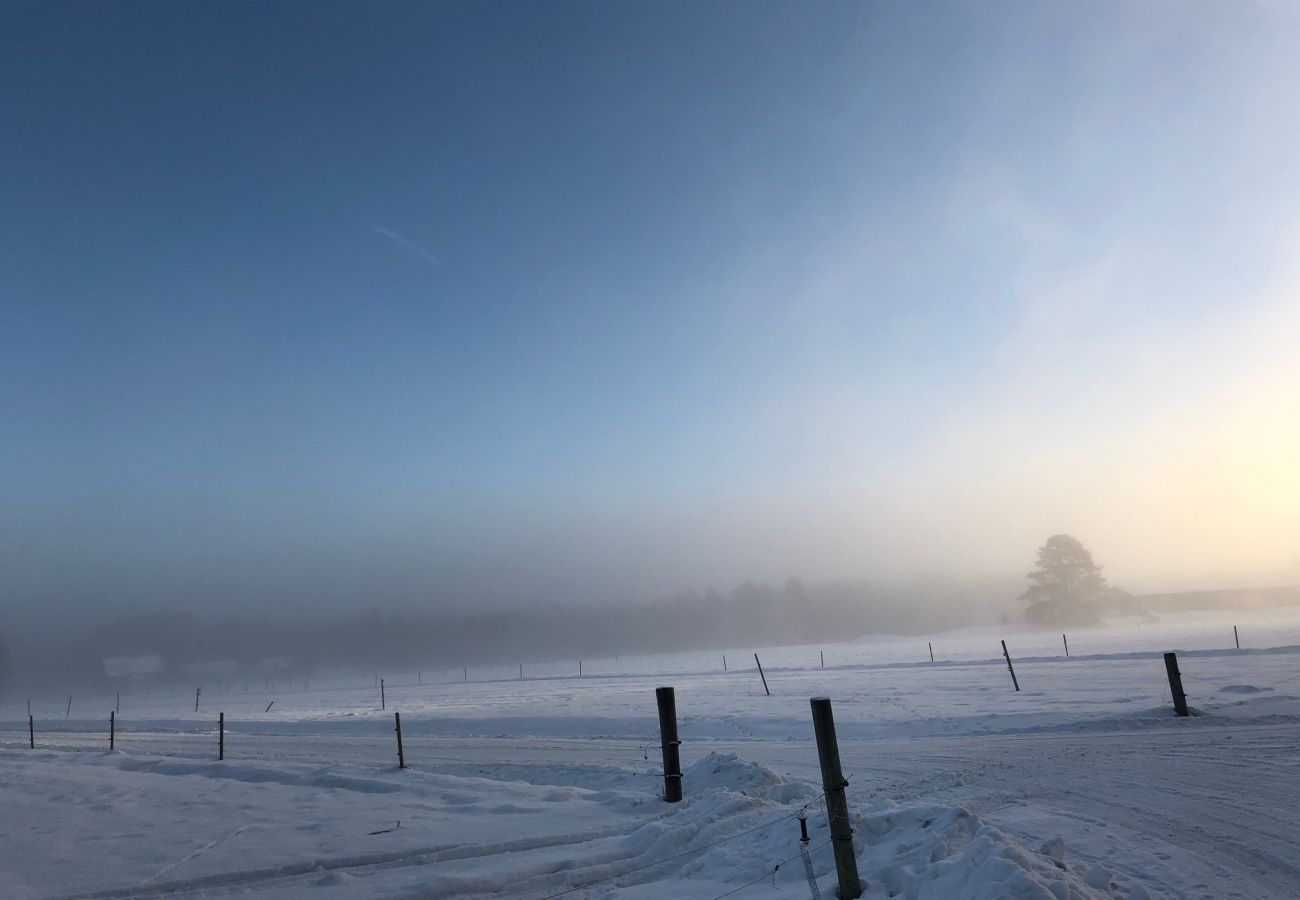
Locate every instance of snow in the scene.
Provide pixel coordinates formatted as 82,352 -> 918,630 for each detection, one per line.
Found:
2,606 -> 1298,898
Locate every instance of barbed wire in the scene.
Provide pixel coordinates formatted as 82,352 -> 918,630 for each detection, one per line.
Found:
707,838 -> 833,900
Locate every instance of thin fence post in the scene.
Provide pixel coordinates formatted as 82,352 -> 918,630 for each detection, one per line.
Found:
110,710 -> 115,750
928,642 -> 934,663
722,655 -> 727,672
195,687 -> 201,712
219,712 -> 225,760
1001,640 -> 1020,692
519,663 -> 523,679
395,712 -> 406,769
116,692 -> 120,714
820,651 -> 824,669
754,653 -> 770,696
29,715 -> 34,749
579,659 -> 583,677
655,686 -> 682,802
463,668 -> 467,682
1164,652 -> 1189,716
1062,633 -> 1069,657
380,678 -> 386,710
810,697 -> 862,899
66,695 -> 72,718
1234,625 -> 1239,649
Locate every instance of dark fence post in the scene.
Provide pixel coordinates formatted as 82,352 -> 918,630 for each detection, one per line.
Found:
655,686 -> 683,802
928,642 -> 934,663
219,712 -> 225,760
380,678 -> 386,711
810,697 -> 862,899
1001,640 -> 1020,692
722,655 -> 727,671
395,712 -> 406,769
820,651 -> 824,669
29,715 -> 34,749
1234,625 -> 1239,649
110,710 -> 115,750
66,695 -> 72,718
754,653 -> 770,696
1164,652 -> 1189,716
195,687 -> 201,712
1062,633 -> 1069,657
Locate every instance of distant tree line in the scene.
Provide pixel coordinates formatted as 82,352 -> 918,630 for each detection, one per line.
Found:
0,576 -> 1014,691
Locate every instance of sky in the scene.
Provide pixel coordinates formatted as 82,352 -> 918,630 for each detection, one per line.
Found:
3,0 -> 1299,617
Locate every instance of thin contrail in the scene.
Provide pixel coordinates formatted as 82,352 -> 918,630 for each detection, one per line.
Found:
370,224 -> 441,266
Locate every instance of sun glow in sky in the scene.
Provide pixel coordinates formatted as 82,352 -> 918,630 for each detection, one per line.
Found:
3,1 -> 1299,613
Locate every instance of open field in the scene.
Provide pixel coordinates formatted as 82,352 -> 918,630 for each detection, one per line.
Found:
3,607 -> 1299,899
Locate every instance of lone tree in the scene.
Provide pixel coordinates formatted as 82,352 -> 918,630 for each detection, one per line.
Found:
1021,534 -> 1107,626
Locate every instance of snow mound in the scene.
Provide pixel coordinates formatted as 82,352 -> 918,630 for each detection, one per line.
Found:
1219,684 -> 1272,694
859,804 -> 1146,899
683,751 -> 820,803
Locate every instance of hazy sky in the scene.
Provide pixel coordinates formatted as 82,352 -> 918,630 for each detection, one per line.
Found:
3,1 -> 1299,615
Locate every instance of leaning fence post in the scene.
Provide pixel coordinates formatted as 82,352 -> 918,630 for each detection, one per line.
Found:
928,642 -> 934,663
1001,640 -> 1020,692
395,712 -> 406,769
219,712 -> 225,760
1062,633 -> 1069,657
754,653 -> 770,696
810,697 -> 862,899
1164,652 -> 1189,716
1234,625 -> 1239,649
655,686 -> 683,802
66,695 -> 72,718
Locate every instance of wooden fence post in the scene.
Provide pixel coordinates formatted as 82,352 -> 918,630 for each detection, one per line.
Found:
928,642 -> 934,663
1001,640 -> 1020,692
820,651 -> 824,669
1234,625 -> 1239,649
1062,633 -> 1069,657
810,697 -> 862,899
395,712 -> 406,769
655,687 -> 683,802
219,712 -> 225,760
754,653 -> 770,696
29,715 -> 34,749
723,655 -> 727,671
66,695 -> 72,718
1164,652 -> 1189,716
195,687 -> 201,712
381,678 -> 386,711
110,710 -> 115,750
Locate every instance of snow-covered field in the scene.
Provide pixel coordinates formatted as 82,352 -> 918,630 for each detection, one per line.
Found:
2,607 -> 1299,899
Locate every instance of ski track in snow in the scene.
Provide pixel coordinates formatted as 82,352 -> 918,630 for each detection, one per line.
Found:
2,608 -> 1299,898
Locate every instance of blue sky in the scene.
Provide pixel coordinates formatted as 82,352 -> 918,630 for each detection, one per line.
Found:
4,1 -> 1299,612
